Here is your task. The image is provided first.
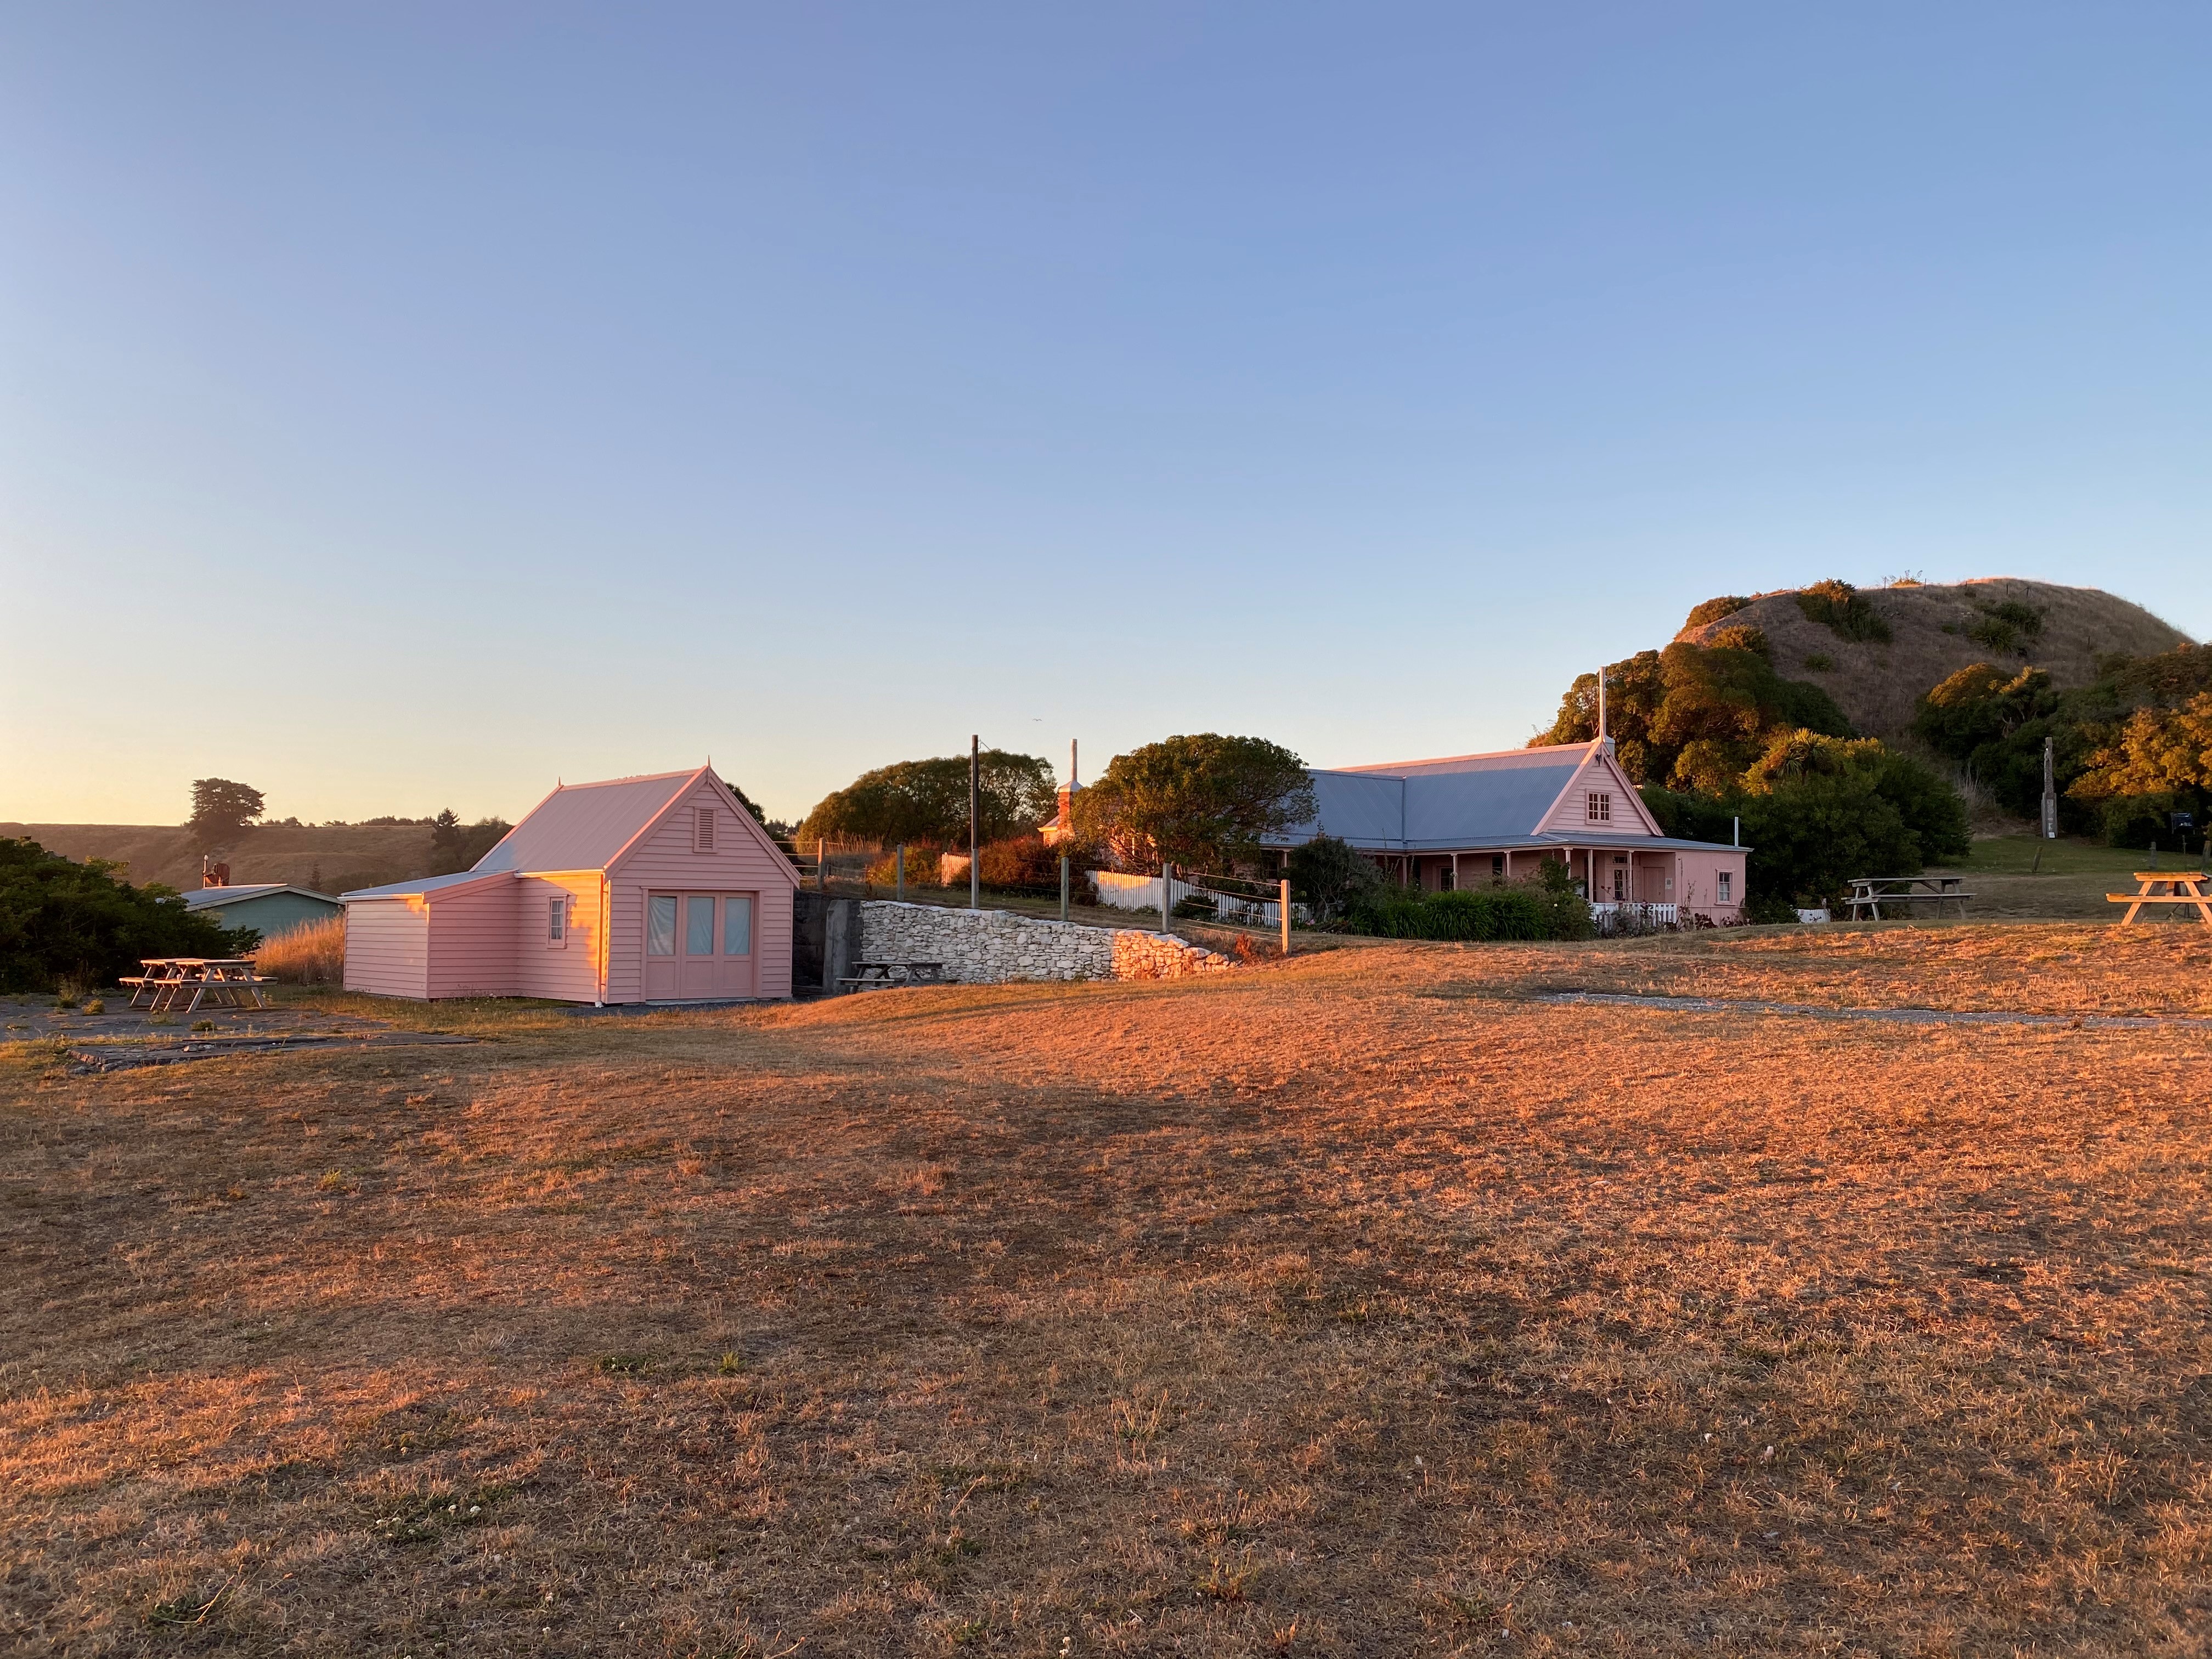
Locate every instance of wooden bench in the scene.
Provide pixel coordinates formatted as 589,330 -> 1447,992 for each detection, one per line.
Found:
1846,877 -> 1973,920
837,961 -> 949,992
2107,872 -> 2212,924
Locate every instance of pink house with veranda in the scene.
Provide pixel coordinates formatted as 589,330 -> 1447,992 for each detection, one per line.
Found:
1263,737 -> 1748,924
342,766 -> 798,1003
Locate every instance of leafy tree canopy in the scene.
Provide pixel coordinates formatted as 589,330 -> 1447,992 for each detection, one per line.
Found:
797,751 -> 1056,848
1639,730 -> 1967,912
2069,692 -> 2212,803
1073,734 -> 1315,873
187,778 -> 264,848
1532,641 -> 1852,792
0,838 -> 257,992
1908,643 -> 2212,836
1287,834 -> 1384,924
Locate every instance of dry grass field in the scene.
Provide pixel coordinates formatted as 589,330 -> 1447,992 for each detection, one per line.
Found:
4,924 -> 2210,1657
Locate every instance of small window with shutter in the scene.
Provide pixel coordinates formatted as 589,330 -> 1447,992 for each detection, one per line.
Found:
693,806 -> 715,853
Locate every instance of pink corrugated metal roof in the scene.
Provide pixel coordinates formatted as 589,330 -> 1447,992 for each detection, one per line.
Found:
473,768 -> 704,874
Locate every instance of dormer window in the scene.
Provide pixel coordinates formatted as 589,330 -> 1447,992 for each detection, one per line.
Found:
1586,791 -> 1611,823
693,806 -> 715,852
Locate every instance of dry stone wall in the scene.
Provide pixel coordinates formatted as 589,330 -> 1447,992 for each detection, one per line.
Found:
857,901 -> 1232,985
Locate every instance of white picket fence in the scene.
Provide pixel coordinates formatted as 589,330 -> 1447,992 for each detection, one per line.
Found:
1588,901 -> 1679,934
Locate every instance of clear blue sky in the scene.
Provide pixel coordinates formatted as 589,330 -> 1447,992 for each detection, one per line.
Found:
4,4 -> 2207,827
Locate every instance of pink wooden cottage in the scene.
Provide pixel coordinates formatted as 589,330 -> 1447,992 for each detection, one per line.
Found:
342,766 -> 797,1003
1266,737 -> 1748,924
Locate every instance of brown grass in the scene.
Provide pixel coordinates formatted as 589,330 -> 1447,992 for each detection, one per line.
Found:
3,924 -> 2209,1656
253,916 -> 347,985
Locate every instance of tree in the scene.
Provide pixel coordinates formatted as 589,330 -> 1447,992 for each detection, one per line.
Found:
797,751 -> 1056,848
187,778 -> 264,848
2069,693 -> 2212,802
426,815 -> 514,877
2067,692 -> 2212,846
1731,729 -> 1966,904
1073,734 -> 1315,872
0,838 -> 257,991
1532,642 -> 1851,791
726,780 -> 769,828
1288,834 -> 1383,924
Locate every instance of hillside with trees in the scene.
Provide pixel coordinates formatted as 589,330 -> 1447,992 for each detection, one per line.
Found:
1671,577 -> 2190,742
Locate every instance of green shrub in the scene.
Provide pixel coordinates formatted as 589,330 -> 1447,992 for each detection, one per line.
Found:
975,836 -> 1098,903
1683,595 -> 1751,630
1709,624 -> 1770,658
1803,652 -> 1835,672
1795,579 -> 1893,644
866,844 -> 943,888
1287,835 -> 1384,924
1342,862 -> 1590,943
0,838 -> 257,993
1347,887 -> 1549,941
1962,604 -> 2043,657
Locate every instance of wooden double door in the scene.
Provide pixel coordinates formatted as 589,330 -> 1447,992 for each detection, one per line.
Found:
643,891 -> 757,1000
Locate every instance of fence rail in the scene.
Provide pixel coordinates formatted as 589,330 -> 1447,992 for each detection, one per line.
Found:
1588,901 -> 1679,935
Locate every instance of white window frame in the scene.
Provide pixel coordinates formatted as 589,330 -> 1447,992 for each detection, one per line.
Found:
1586,791 -> 1611,823
1718,871 -> 1733,903
548,894 -> 568,947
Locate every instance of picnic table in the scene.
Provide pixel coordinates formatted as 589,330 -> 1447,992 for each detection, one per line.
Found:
120,958 -> 273,1013
1846,876 -> 1973,921
837,961 -> 949,993
2107,871 -> 2212,924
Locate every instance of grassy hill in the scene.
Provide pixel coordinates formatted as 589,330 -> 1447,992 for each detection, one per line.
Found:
1674,578 -> 2191,741
0,822 -> 442,896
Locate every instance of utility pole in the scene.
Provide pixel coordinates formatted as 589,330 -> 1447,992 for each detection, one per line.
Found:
969,735 -> 980,910
1059,855 -> 1070,923
1598,666 -> 1608,743
1279,877 -> 1291,957
2041,735 -> 2057,840
896,842 -> 906,903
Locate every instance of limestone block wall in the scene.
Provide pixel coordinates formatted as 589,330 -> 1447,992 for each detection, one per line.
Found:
857,901 -> 1232,985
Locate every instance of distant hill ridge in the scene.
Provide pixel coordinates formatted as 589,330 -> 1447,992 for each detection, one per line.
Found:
1672,578 -> 2192,741
0,822 -> 439,896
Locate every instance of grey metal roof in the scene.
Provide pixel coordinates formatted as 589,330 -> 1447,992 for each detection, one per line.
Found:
473,769 -> 703,873
1268,746 -> 1588,850
183,884 -> 341,910
1262,743 -> 1748,855
341,871 -> 516,901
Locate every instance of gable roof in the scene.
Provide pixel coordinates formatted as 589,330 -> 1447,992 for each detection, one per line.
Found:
469,764 -> 800,885
1268,741 -> 1695,851
182,883 -> 341,911
472,769 -> 706,874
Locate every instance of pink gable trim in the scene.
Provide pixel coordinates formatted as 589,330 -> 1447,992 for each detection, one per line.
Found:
602,765 -> 801,888
1532,743 -> 1664,837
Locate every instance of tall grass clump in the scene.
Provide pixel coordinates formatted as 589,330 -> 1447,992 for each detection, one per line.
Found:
256,915 -> 345,984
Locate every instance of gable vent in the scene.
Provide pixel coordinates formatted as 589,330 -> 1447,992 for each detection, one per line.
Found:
693,806 -> 715,852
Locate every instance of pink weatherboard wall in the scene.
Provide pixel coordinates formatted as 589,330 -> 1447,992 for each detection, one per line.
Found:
339,766 -> 798,1004
603,776 -> 794,1005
